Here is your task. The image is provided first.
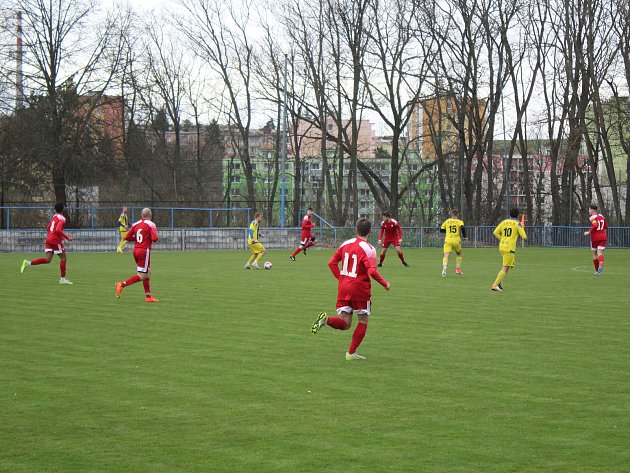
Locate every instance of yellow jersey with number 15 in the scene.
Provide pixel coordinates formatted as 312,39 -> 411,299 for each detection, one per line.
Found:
441,218 -> 465,243
493,218 -> 527,252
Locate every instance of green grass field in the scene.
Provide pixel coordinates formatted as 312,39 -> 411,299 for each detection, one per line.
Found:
1,247 -> 629,472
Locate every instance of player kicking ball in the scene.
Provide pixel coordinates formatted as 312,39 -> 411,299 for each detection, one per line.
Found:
115,208 -> 159,302
312,218 -> 390,361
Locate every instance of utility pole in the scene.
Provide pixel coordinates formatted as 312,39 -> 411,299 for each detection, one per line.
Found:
15,11 -> 24,109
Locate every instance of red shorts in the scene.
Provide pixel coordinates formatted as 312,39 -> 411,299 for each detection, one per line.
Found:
45,242 -> 65,254
382,239 -> 399,248
134,248 -> 151,273
301,234 -> 315,246
336,299 -> 371,316
591,240 -> 606,250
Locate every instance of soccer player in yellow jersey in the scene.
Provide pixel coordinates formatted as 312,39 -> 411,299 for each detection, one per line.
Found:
245,213 -> 267,269
116,206 -> 130,254
440,209 -> 467,277
491,208 -> 527,291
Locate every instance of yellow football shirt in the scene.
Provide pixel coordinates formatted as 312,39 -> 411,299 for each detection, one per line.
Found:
248,220 -> 259,244
117,213 -> 129,233
441,218 -> 465,243
493,218 -> 527,252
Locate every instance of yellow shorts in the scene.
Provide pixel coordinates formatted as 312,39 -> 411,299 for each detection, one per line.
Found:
501,250 -> 516,267
443,241 -> 461,253
249,242 -> 265,254
119,230 -> 127,240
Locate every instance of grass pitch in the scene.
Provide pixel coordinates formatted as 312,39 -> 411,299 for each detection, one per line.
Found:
1,247 -> 629,472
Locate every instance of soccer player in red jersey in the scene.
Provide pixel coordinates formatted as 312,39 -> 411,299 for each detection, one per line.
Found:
115,207 -> 159,302
20,202 -> 74,284
583,204 -> 608,275
311,218 -> 391,361
377,211 -> 408,267
290,207 -> 317,261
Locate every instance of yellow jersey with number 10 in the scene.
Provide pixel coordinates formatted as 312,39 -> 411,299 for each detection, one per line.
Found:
493,218 -> 527,252
441,218 -> 464,243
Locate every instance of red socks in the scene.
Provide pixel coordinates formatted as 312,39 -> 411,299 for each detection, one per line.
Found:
143,279 -> 151,295
291,247 -> 301,257
60,260 -> 66,277
123,275 -> 141,287
593,258 -> 599,271
327,316 -> 349,330
348,322 -> 367,354
398,252 -> 405,262
30,258 -> 48,265
379,253 -> 385,264
598,255 -> 604,268
304,241 -> 315,250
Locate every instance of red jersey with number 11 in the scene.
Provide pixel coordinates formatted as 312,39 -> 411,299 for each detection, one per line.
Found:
589,213 -> 607,242
125,219 -> 159,249
328,238 -> 388,301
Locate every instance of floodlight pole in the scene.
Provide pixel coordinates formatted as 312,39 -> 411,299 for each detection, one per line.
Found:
280,54 -> 288,228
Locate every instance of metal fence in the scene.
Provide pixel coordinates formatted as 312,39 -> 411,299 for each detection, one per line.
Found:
0,206 -> 252,230
2,225 -> 629,254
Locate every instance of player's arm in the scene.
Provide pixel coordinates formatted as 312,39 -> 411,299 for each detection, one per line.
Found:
397,222 -> 402,243
56,220 -> 72,241
461,225 -> 468,240
378,225 -> 384,242
124,228 -> 135,241
248,226 -> 257,244
493,224 -> 502,240
368,266 -> 390,290
440,220 -> 447,233
328,252 -> 342,280
151,226 -> 159,242
518,224 -> 527,240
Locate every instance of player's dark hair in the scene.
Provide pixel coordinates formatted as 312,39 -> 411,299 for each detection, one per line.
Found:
509,208 -> 519,218
589,204 -> 598,211
382,211 -> 391,218
451,209 -> 459,217
307,207 -> 313,211
356,218 -> 372,237
54,202 -> 64,213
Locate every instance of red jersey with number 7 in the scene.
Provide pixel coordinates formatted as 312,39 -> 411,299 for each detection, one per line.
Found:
125,219 -> 159,249
328,238 -> 388,301
589,213 -> 607,242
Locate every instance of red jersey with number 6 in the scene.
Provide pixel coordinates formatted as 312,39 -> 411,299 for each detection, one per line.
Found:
589,213 -> 607,243
328,238 -> 388,301
125,219 -> 159,249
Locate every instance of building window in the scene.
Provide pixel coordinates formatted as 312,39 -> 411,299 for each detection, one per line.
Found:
230,176 -> 240,183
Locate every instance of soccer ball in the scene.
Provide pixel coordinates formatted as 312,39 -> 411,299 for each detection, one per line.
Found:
264,261 -> 272,270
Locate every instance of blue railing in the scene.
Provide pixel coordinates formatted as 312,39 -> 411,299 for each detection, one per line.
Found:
2,225 -> 629,254
0,206 -> 251,230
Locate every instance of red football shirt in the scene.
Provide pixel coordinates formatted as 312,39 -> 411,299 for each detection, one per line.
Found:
589,213 -> 608,242
378,219 -> 402,241
125,219 -> 159,249
328,238 -> 388,301
301,214 -> 315,238
45,213 -> 70,245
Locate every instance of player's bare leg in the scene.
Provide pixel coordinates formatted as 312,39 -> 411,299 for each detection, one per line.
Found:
491,266 -> 509,291
395,246 -> 408,267
442,251 -> 450,277
58,253 -> 72,284
455,252 -> 463,275
245,253 -> 256,269
593,248 -> 604,275
378,247 -> 387,267
346,313 -> 368,361
252,250 -> 266,269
